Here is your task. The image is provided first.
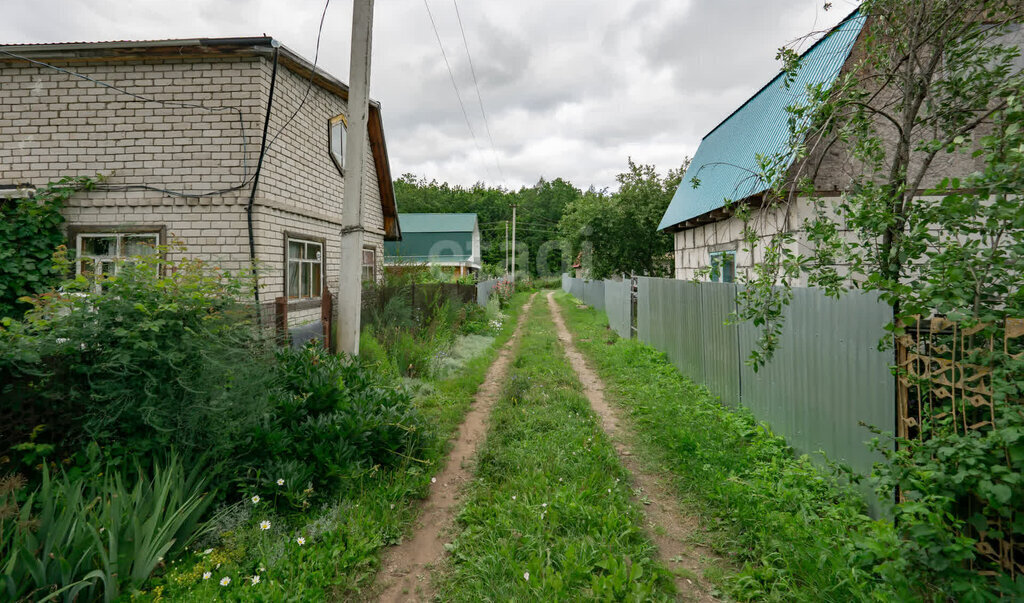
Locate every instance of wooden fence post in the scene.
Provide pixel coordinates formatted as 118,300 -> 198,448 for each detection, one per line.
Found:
274,296 -> 288,346
321,287 -> 333,351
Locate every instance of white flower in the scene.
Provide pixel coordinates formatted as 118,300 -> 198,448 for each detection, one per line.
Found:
260,520 -> 271,531
431,477 -> 437,484
202,548 -> 213,555
276,478 -> 285,486
202,572 -> 212,580
251,575 -> 261,585
524,571 -> 530,582
251,495 -> 260,504
220,577 -> 231,586
297,537 -> 306,546
541,503 -> 547,507
259,566 -> 265,573
511,495 -> 516,501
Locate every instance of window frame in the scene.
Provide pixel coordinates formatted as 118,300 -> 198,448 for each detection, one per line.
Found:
285,234 -> 325,301
362,246 -> 376,283
328,113 -> 348,176
67,225 -> 165,285
709,250 -> 736,283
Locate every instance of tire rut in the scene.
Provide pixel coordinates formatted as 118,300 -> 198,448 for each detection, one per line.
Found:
546,291 -> 720,602
371,292 -> 538,602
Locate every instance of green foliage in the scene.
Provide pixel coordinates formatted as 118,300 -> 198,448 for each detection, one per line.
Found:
559,159 -> 687,279
0,250 -> 275,472
0,176 -> 100,320
438,299 -> 676,600
1,452 -> 211,602
245,345 -> 430,510
394,174 -> 580,277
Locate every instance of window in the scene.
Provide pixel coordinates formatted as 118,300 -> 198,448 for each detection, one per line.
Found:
329,114 -> 347,174
709,250 -> 736,283
75,231 -> 160,281
287,238 -> 323,299
362,248 -> 376,282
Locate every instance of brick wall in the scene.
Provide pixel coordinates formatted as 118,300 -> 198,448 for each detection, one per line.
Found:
0,49 -> 388,323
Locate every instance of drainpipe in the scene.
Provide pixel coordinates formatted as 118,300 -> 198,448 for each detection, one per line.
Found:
247,43 -> 280,320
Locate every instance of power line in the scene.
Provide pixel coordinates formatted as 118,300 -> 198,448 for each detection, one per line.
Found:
451,0 -> 506,184
263,0 -> 331,156
421,0 -> 493,182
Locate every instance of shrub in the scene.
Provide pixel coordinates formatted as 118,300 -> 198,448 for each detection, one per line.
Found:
242,345 -> 430,510
0,250 -> 276,475
1,451 -> 212,602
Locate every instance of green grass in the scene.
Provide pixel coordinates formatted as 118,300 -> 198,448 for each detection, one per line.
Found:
554,292 -> 900,602
143,293 -> 534,601
437,298 -> 677,601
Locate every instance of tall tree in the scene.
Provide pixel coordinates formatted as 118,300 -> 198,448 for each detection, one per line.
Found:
560,159 -> 687,279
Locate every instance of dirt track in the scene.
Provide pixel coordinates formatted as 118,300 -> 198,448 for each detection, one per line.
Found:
546,291 -> 719,602
373,293 -> 537,602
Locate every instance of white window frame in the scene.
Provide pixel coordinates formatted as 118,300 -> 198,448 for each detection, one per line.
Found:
286,236 -> 324,300
362,247 -> 376,282
329,114 -> 347,174
75,231 -> 161,282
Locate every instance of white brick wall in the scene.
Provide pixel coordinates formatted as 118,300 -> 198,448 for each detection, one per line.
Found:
1,50 -> 388,315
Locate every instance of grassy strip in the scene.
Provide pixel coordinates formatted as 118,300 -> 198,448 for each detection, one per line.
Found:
437,298 -> 677,601
145,293 -> 533,601
554,292 -> 900,602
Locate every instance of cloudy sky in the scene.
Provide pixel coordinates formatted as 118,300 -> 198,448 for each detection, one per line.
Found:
1,0 -> 856,191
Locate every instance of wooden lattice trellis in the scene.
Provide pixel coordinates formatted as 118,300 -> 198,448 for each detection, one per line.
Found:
896,317 -> 1024,578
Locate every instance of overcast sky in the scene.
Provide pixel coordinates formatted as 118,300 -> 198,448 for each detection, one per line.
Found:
1,0 -> 856,191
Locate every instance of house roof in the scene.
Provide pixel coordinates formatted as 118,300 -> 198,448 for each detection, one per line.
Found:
658,11 -> 866,231
383,214 -> 478,265
0,37 -> 401,241
394,213 -> 478,233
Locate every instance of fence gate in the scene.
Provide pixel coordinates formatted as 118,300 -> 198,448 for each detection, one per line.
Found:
629,275 -> 638,339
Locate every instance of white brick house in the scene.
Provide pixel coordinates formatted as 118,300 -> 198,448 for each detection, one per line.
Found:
0,37 -> 401,326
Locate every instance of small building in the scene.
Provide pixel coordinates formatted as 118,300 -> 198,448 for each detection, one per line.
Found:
0,37 -> 401,328
384,213 -> 481,276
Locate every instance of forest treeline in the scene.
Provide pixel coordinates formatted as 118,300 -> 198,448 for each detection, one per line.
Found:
392,158 -> 688,278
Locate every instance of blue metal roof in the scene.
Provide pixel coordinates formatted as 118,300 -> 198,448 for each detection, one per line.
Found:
658,12 -> 866,230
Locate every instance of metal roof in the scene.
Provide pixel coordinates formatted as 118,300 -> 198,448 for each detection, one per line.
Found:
395,213 -> 478,233
658,11 -> 866,231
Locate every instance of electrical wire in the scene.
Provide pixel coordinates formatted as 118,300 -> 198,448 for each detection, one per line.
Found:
451,0 -> 506,184
422,0 -> 493,182
262,0 -> 331,156
0,48 -> 253,198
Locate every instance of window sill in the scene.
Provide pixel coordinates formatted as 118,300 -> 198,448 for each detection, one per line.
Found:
285,297 -> 322,311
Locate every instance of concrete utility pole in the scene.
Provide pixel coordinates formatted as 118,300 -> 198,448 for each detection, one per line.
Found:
510,204 -> 517,281
335,0 -> 374,356
504,220 -> 508,275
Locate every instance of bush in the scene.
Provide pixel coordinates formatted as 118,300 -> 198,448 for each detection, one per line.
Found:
242,345 -> 430,510
1,451 -> 211,602
0,251 -> 276,476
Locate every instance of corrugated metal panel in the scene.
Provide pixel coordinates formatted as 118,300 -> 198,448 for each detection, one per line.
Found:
604,280 -> 631,339
701,283 -> 740,407
585,280 -> 606,311
384,231 -> 472,263
634,278 -> 894,516
477,278 -> 498,306
658,11 -> 866,230
394,213 -> 477,233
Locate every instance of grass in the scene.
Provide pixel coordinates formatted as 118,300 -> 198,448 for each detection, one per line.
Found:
436,297 -> 678,601
142,293 -> 534,601
554,291 -> 900,602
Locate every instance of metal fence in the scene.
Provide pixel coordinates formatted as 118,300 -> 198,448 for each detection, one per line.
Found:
604,280 -> 631,339
477,278 -> 499,306
569,274 -> 895,515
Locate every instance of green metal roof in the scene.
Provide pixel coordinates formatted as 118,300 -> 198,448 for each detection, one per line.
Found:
384,213 -> 478,264
395,213 -> 477,233
658,11 -> 866,230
